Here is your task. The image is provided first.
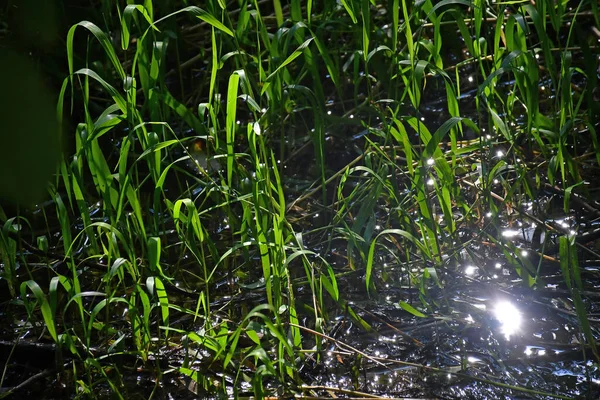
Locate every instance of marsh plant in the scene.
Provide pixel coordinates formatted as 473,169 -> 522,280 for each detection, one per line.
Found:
1,0 -> 599,398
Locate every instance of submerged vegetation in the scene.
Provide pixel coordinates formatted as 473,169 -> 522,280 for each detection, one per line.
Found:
1,0 -> 600,398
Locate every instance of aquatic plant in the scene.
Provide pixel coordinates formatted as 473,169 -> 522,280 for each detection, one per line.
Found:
1,0 -> 599,398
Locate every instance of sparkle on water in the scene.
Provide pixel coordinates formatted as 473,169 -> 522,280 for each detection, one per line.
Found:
494,301 -> 522,340
501,229 -> 520,238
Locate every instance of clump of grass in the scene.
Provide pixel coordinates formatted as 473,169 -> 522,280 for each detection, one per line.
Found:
1,0 -> 599,398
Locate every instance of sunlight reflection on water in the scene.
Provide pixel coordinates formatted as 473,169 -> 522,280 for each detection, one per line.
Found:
494,301 -> 522,340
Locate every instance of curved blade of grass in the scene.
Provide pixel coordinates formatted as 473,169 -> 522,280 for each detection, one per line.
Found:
339,0 -> 358,23
160,90 -> 208,135
73,68 -> 127,112
310,30 -> 339,87
265,38 -> 313,83
154,6 -> 233,37
398,301 -> 427,318
424,116 -> 463,159
121,4 -> 160,50
366,229 -> 430,295
67,21 -> 126,85
21,280 -> 58,342
146,276 -> 169,329
424,0 -> 474,20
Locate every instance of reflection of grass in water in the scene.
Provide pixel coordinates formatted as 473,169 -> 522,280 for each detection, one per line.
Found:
1,1 -> 599,398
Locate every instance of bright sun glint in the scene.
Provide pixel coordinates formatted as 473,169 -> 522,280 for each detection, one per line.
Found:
494,301 -> 521,340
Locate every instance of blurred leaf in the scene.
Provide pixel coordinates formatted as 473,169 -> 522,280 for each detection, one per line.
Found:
0,50 -> 61,204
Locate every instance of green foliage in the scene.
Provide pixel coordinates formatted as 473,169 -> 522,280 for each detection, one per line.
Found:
1,0 -> 599,398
